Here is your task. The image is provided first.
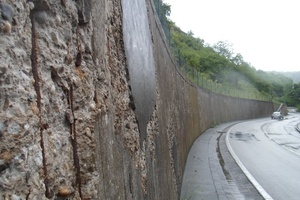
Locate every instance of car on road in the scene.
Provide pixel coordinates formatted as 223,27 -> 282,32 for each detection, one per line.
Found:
271,111 -> 284,120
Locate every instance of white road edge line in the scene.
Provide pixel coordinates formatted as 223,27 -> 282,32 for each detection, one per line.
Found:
225,126 -> 274,200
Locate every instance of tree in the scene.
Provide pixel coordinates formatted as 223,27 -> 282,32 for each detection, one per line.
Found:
162,2 -> 171,17
286,83 -> 300,107
231,53 -> 244,65
213,41 -> 233,60
187,30 -> 194,36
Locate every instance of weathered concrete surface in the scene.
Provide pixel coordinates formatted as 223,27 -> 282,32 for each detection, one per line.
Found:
0,0 -> 273,199
147,0 -> 274,199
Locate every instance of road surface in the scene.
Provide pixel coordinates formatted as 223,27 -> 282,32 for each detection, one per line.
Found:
227,113 -> 300,200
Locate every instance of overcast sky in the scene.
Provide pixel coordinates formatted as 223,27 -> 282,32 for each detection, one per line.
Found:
163,0 -> 300,72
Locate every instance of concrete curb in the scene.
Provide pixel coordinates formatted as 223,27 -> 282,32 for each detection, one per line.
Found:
225,126 -> 274,200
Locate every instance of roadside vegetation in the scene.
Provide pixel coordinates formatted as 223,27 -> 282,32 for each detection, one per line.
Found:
161,2 -> 300,111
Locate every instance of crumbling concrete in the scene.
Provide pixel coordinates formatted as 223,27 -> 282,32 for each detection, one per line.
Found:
0,0 -> 273,199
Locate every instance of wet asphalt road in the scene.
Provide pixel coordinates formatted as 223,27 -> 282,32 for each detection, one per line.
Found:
181,122 -> 264,200
181,113 -> 300,200
228,113 -> 300,200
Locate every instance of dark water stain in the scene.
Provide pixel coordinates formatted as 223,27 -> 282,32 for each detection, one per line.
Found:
230,131 -> 259,142
121,0 -> 156,142
216,131 -> 245,199
216,133 -> 231,180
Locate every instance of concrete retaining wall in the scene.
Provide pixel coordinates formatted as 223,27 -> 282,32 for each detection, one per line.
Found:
0,0 -> 273,199
147,0 -> 273,198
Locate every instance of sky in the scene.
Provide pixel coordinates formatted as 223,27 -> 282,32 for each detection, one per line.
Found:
163,0 -> 300,72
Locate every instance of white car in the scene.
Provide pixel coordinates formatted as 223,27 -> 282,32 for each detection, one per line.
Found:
271,112 -> 283,120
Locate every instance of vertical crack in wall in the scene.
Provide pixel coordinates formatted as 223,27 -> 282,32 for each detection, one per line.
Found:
29,11 -> 52,199
70,25 -> 83,198
75,27 -> 82,67
67,82 -> 82,199
76,0 -> 91,26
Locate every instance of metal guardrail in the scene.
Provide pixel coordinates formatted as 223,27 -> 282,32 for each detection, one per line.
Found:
152,0 -> 270,101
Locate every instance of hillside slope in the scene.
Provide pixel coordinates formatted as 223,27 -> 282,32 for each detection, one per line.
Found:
169,22 -> 293,102
279,71 -> 300,83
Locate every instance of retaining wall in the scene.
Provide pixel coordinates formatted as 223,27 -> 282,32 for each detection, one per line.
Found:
0,0 -> 273,199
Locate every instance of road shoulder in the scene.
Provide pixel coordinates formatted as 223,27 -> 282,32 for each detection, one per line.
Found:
180,122 -> 264,200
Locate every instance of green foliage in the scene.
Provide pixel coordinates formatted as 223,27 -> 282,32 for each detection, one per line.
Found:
161,2 -> 171,17
156,2 -> 297,103
169,22 -> 294,103
213,41 -> 234,60
171,26 -> 232,82
285,83 -> 300,107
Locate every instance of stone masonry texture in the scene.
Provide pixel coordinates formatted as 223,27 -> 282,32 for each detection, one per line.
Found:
0,0 -> 273,199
